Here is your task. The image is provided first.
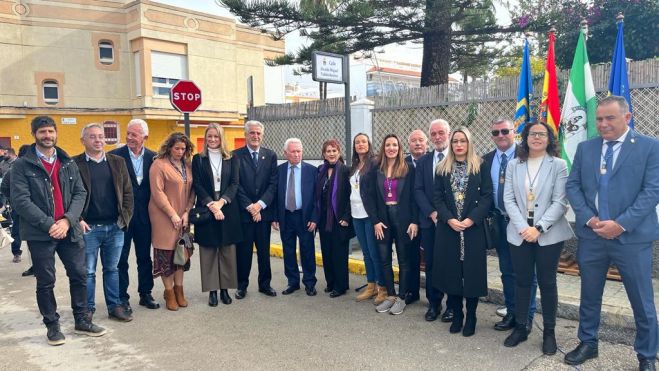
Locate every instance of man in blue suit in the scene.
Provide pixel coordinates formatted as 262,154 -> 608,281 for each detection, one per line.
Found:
272,138 -> 318,296
565,96 -> 659,371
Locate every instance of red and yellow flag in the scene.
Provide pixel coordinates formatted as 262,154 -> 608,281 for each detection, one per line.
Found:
539,31 -> 560,134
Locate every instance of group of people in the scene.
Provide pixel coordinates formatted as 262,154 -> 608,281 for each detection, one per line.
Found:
3,95 -> 657,370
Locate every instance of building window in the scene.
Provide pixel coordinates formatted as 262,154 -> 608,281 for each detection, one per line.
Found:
103,121 -> 119,145
99,41 -> 114,65
150,51 -> 187,97
152,77 -> 180,97
43,80 -> 59,105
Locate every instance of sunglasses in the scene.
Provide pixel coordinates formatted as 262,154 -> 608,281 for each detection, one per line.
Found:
491,129 -> 511,136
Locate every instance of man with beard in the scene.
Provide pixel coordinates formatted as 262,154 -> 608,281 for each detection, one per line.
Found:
10,116 -> 106,345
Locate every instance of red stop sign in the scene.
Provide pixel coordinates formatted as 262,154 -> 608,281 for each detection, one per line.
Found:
170,80 -> 202,113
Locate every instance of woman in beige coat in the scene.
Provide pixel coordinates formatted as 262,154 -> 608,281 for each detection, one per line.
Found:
149,132 -> 195,311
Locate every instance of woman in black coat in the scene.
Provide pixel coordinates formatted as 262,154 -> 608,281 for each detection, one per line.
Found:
433,127 -> 492,337
314,139 -> 355,298
366,134 -> 418,316
191,123 -> 242,307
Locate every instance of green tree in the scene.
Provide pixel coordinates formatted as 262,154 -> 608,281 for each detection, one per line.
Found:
509,0 -> 659,69
219,0 -> 525,86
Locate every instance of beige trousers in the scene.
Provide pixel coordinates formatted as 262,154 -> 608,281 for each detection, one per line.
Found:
199,244 -> 238,292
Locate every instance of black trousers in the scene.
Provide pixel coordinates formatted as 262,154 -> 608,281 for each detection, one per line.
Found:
509,241 -> 563,329
28,238 -> 87,325
10,209 -> 22,256
319,228 -> 349,293
236,220 -> 272,290
407,233 -> 421,297
450,294 -> 479,318
377,205 -> 410,299
118,220 -> 154,301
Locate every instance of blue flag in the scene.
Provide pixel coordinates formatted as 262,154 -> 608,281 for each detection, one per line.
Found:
608,20 -> 634,128
514,40 -> 534,135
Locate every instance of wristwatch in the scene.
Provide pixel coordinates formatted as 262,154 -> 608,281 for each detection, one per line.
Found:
534,224 -> 544,233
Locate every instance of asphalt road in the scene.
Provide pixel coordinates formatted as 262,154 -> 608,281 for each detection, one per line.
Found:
0,243 -> 639,370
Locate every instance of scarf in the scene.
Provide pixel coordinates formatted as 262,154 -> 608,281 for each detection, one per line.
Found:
315,160 -> 342,232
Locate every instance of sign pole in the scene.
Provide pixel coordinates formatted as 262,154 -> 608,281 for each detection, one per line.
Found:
184,112 -> 190,137
343,55 -> 351,164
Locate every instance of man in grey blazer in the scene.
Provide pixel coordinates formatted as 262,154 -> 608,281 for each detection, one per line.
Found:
565,96 -> 659,371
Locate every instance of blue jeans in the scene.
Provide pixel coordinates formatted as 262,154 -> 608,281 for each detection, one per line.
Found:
84,223 -> 124,313
496,213 -> 537,322
353,217 -> 383,286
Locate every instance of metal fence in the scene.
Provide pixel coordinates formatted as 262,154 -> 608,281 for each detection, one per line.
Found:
249,98 -> 351,159
248,59 -> 659,157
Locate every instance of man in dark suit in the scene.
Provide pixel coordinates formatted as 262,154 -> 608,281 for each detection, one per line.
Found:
483,118 -> 537,332
565,96 -> 659,371
413,119 -> 454,322
109,119 -> 159,311
272,138 -> 318,296
404,129 -> 428,305
234,120 -> 278,298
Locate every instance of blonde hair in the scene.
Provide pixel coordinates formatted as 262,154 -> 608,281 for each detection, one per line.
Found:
436,127 -> 482,176
201,123 -> 231,159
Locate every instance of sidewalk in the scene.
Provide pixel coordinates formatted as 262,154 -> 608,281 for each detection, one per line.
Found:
269,231 -> 657,332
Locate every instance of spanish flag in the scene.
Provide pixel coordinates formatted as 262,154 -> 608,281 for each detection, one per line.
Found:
539,31 -> 560,135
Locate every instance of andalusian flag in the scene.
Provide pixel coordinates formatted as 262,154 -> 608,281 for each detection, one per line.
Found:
539,31 -> 560,134
514,40 -> 534,135
560,30 -> 597,171
608,16 -> 634,128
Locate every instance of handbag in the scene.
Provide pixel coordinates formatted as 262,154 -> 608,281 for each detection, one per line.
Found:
189,206 -> 212,224
173,230 -> 195,265
483,211 -> 500,250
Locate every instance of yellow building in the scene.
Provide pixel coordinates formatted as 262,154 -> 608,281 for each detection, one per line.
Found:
0,0 -> 284,153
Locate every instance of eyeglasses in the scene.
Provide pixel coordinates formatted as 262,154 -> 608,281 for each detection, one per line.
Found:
528,132 -> 548,138
491,129 -> 511,136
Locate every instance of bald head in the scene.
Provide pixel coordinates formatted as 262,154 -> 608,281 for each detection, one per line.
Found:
408,129 -> 428,159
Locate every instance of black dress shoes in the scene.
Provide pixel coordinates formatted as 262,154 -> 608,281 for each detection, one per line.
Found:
22,266 -> 34,277
425,304 -> 440,322
640,359 -> 657,371
449,312 -> 464,333
139,294 -> 160,309
329,290 -> 345,298
208,291 -> 218,307
259,287 -> 277,297
235,289 -> 246,299
305,286 -> 317,296
405,292 -> 420,305
494,313 -> 516,331
282,286 -> 300,295
441,308 -> 454,323
324,287 -> 332,293
564,342 -> 598,365
122,301 -> 133,315
220,289 -> 232,305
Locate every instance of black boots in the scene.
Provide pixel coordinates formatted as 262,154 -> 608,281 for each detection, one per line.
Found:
208,291 -> 218,307
542,329 -> 557,355
504,324 -> 528,347
220,289 -> 232,305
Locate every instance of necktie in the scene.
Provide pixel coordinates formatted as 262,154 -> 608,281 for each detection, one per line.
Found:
598,141 -> 617,220
412,158 -> 416,168
497,153 -> 508,213
433,152 -> 444,180
252,151 -> 258,167
286,165 -> 296,212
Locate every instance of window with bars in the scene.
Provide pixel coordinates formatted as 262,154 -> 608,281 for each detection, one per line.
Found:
103,121 -> 119,145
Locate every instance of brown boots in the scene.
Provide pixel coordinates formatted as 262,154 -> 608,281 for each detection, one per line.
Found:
356,282 -> 378,302
164,289 -> 178,311
373,285 -> 388,305
173,285 -> 188,307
